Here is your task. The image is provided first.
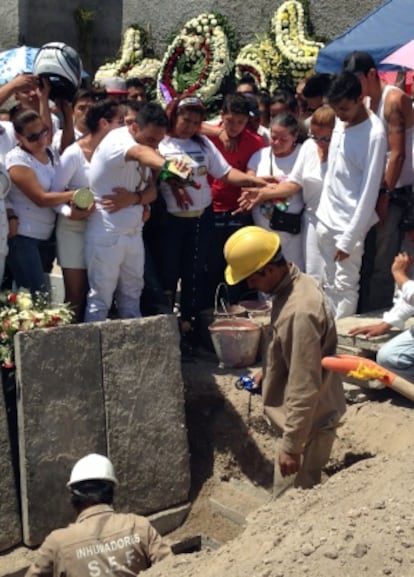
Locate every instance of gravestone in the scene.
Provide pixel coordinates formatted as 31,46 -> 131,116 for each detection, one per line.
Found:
0,369 -> 21,551
15,324 -> 106,546
100,315 -> 190,514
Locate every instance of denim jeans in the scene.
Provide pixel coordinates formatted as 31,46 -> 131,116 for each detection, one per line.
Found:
377,329 -> 414,383
159,206 -> 214,323
205,211 -> 253,308
7,234 -> 55,294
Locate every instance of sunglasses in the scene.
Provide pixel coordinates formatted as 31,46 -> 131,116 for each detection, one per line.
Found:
308,132 -> 331,144
24,127 -> 49,143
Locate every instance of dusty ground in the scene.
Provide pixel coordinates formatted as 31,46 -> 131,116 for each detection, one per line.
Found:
159,349 -> 414,577
2,347 -> 414,577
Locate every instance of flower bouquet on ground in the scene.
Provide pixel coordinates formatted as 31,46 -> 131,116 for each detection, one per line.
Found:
0,290 -> 73,369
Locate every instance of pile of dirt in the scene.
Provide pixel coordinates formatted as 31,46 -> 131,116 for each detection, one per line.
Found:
158,350 -> 414,577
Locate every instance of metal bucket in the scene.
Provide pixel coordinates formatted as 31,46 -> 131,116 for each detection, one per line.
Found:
239,300 -> 272,319
199,305 -> 247,351
208,318 -> 262,368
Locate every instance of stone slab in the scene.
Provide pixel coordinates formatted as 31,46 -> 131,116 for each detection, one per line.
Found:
148,502 -> 191,536
15,324 -> 106,547
100,315 -> 190,516
0,370 -> 21,551
209,479 -> 270,527
336,312 -> 414,353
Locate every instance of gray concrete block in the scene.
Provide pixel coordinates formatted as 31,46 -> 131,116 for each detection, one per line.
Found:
336,313 -> 404,353
0,370 -> 21,551
100,315 -> 190,516
148,502 -> 191,536
15,324 -> 106,547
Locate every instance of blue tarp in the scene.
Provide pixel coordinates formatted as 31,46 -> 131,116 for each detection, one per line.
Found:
316,0 -> 414,73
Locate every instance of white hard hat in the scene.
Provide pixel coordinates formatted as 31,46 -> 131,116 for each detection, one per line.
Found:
67,453 -> 118,487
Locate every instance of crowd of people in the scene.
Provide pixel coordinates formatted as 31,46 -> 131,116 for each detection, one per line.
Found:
3,49 -> 414,577
0,50 -> 413,356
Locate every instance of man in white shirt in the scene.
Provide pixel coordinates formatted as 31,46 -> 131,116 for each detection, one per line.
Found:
349,218 -> 414,382
85,102 -> 170,322
316,71 -> 387,319
344,51 -> 414,312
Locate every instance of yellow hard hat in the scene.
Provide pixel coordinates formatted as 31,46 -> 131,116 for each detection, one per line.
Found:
224,226 -> 281,285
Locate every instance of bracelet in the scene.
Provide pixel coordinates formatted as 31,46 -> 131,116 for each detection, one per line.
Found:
7,215 -> 18,221
379,188 -> 390,196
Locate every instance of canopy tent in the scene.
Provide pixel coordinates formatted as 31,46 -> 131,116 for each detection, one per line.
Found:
315,0 -> 414,73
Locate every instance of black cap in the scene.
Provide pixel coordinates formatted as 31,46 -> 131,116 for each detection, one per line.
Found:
343,51 -> 376,75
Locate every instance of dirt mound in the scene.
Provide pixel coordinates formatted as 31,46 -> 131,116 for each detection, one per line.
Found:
154,351 -> 414,577
147,451 -> 414,577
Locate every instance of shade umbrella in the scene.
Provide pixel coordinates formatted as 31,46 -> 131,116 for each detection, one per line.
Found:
380,39 -> 414,70
0,46 -> 39,84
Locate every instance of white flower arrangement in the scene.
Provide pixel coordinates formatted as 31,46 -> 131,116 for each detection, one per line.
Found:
156,13 -> 232,105
94,25 -> 147,83
272,0 -> 324,76
126,57 -> 161,80
235,36 -> 281,92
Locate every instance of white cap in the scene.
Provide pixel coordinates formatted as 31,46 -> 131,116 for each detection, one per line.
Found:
100,76 -> 128,94
67,453 -> 118,487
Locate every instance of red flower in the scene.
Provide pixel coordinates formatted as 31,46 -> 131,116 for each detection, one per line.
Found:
8,293 -> 17,303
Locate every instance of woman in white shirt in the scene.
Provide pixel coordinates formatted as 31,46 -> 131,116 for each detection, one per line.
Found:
240,106 -> 335,282
158,96 -> 265,353
246,113 -> 304,270
52,99 -> 124,321
6,109 -> 73,293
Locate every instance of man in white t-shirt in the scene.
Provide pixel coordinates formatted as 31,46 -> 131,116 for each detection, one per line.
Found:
344,51 -> 414,312
85,102 -> 170,322
316,71 -> 387,319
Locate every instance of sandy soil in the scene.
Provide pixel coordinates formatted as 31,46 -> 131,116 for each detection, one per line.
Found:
155,350 -> 414,577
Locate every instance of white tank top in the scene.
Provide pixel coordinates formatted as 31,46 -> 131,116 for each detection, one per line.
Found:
377,84 -> 413,187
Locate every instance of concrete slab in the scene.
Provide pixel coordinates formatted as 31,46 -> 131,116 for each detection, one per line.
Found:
15,324 -> 106,547
336,312 -> 414,353
148,502 -> 191,536
0,370 -> 21,551
100,315 -> 190,516
209,478 -> 270,527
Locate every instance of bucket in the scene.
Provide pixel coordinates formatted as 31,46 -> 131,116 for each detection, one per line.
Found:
199,305 -> 247,351
208,318 -> 262,368
239,300 -> 272,318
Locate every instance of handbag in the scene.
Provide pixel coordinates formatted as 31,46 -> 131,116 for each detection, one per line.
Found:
267,148 -> 303,235
270,205 -> 303,234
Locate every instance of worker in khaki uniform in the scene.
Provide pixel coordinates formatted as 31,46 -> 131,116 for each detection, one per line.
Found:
224,227 -> 346,493
26,454 -> 171,577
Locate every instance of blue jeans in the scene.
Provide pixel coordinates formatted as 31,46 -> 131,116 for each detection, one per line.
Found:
7,235 -> 54,294
159,206 -> 214,323
377,328 -> 414,383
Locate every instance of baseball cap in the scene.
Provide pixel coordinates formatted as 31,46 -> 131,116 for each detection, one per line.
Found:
100,76 -> 128,95
343,51 -> 376,75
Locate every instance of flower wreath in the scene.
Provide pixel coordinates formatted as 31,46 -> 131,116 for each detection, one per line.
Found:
94,25 -> 148,84
272,0 -> 324,79
157,13 -> 232,105
235,37 -> 281,92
